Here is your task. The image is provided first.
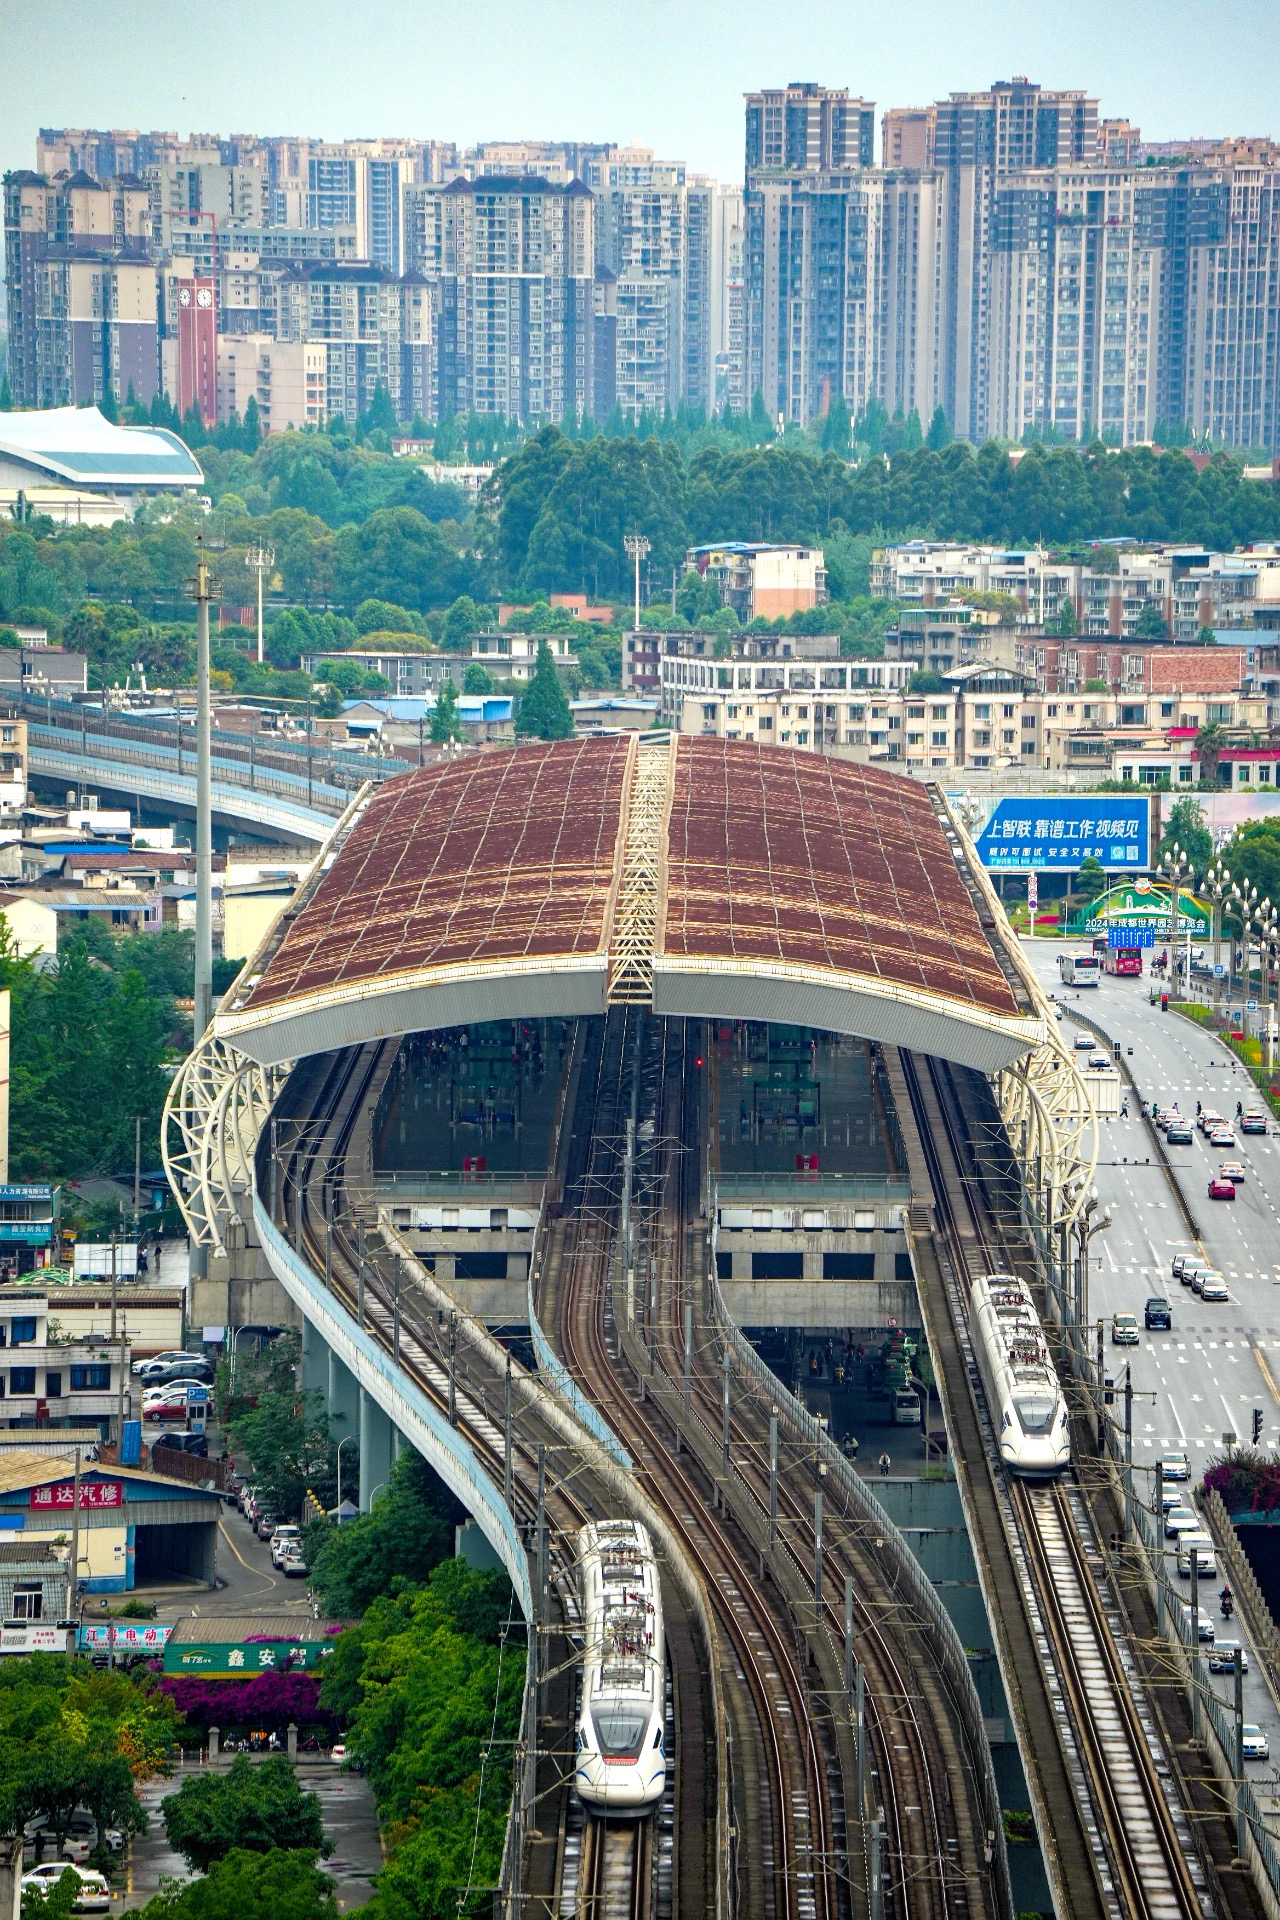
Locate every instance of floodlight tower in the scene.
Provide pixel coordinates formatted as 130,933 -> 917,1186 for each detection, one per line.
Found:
624,534 -> 650,633
246,544 -> 275,664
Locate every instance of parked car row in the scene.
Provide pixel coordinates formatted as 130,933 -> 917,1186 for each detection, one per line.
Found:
235,1482 -> 309,1577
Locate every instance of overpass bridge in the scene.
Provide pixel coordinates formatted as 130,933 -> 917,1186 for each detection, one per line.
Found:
161,737 -> 1224,1920
19,693 -> 410,843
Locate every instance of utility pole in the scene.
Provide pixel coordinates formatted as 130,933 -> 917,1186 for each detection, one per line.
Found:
68,1446 -> 82,1627
133,1116 -> 141,1220
768,1406 -> 779,1551
188,540 -> 217,1041
109,1235 -> 118,1341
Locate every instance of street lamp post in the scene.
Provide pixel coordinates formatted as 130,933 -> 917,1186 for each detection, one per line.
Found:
1230,881 -> 1258,1033
186,539 -> 219,1042
336,1434 -> 356,1511
1202,859 -> 1231,1008
1073,1185 -> 1112,1404
1157,843 -> 1192,999
623,534 -> 650,635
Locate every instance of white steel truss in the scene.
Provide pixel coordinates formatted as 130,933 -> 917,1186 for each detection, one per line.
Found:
607,732 -> 673,1006
162,1035 -> 290,1253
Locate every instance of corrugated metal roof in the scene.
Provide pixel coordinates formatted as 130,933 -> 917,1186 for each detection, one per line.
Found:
168,1613 -> 344,1644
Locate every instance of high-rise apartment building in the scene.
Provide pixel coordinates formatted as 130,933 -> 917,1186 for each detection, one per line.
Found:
434,176 -> 594,423
274,260 -> 430,423
745,85 -> 875,174
4,170 -> 156,408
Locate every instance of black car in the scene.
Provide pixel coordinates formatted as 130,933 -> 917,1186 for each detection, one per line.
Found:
153,1430 -> 209,1458
1145,1297 -> 1172,1330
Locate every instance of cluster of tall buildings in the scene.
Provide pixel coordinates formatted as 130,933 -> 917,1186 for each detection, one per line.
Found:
6,80 -> 1280,447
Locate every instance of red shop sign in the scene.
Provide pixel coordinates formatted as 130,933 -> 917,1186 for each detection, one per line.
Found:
29,1480 -> 124,1511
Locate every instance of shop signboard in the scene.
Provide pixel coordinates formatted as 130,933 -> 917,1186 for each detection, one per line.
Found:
29,1480 -> 124,1512
78,1622 -> 172,1653
164,1636 -> 337,1677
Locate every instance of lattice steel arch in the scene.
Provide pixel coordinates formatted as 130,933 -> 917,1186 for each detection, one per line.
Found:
162,1035 -> 290,1253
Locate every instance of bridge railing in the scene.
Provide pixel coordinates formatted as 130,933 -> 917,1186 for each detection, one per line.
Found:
20,691 -> 414,815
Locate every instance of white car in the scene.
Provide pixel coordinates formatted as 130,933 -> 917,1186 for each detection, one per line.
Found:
270,1526 -> 301,1568
1242,1724 -> 1270,1761
1074,1031 -> 1094,1051
330,1743 -> 348,1765
21,1866 -> 110,1913
1165,1506 -> 1199,1538
1201,1276 -> 1230,1303
1162,1451 -> 1189,1481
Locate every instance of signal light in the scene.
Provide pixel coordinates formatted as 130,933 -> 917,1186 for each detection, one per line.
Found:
1254,1408 -> 1265,1444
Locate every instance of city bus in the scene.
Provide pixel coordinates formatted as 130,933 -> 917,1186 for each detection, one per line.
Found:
1103,946 -> 1143,977
1058,952 -> 1102,987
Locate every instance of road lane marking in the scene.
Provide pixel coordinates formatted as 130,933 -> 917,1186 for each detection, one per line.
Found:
1255,1346 -> 1280,1408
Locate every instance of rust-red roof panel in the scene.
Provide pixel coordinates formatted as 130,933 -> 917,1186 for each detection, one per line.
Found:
660,740 -> 1017,1016
243,738 -> 630,1010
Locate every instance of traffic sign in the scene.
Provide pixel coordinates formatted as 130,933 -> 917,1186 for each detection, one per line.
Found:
185,1385 -> 209,1404
1214,964 -> 1225,977
1247,999 -> 1259,1012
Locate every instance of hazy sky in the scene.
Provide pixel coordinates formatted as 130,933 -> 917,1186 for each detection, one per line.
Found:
3,0 -> 1279,182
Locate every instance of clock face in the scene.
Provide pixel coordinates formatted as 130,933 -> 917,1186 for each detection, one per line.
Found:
178,287 -> 192,306
196,287 -> 213,309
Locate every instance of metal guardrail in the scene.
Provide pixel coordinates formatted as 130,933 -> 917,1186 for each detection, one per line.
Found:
525,1203 -> 633,1471
712,1172 -> 912,1204
1128,1471 -> 1280,1900
706,1222 -> 1014,1920
377,1171 -> 546,1202
20,693 -> 415,820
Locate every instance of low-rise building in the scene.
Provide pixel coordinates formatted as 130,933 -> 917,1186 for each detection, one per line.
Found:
469,632 -> 579,682
684,542 -> 827,622
0,1449 -> 222,1593
216,334 -> 328,432
0,1540 -> 72,1651
301,648 -> 459,698
0,1291 -> 129,1434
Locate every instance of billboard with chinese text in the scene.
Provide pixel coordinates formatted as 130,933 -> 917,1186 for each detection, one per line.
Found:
974,797 -> 1152,871
29,1480 -> 124,1512
163,1636 -> 337,1677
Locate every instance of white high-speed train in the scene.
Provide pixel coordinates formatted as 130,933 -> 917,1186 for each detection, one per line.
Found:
574,1519 -> 666,1816
969,1273 -> 1070,1477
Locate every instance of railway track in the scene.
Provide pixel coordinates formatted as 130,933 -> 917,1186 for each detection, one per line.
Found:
264,1041 -> 700,1920
550,1010 -> 833,1920
643,1017 -> 973,1920
579,1821 -> 649,1920
900,1049 -> 1212,1920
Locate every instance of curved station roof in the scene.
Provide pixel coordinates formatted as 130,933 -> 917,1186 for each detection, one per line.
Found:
215,736 -> 1043,1072
0,407 -> 205,491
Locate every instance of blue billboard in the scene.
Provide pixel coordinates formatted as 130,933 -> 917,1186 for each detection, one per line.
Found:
974,797 -> 1151,872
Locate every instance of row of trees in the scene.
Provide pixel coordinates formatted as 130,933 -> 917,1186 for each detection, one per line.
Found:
0,920 -> 190,1182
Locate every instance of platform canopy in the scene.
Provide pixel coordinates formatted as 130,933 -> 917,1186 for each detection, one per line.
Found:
214,736 -> 1044,1072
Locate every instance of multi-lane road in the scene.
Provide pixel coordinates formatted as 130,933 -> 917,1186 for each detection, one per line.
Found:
1025,938 -> 1280,1780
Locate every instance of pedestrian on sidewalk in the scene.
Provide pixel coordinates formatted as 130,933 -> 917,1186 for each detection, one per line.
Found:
878,1451 -> 891,1477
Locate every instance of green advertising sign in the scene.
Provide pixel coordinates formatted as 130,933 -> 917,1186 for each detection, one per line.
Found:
1079,880 -> 1211,938
164,1638 -> 335,1677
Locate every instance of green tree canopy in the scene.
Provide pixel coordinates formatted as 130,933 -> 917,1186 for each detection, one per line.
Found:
462,662 -> 494,694
1218,820 -> 1280,911
1075,855 -> 1108,904
139,1848 -> 337,1920
429,675 -> 463,744
906,669 -> 947,693
1134,599 -> 1169,638
514,637 -> 573,740
1157,796 -> 1213,876
161,1757 -> 329,1873
304,1448 -> 459,1617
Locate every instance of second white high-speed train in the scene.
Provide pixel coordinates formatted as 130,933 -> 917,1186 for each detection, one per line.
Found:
969,1273 -> 1070,1477
574,1519 -> 666,1816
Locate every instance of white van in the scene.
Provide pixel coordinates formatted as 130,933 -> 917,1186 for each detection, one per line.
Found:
1177,1531 -> 1217,1577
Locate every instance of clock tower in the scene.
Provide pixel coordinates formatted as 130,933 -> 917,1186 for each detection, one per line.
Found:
173,276 -> 218,428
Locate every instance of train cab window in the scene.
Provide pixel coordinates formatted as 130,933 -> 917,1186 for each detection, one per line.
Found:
593,1708 -> 648,1758
1015,1395 -> 1056,1433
